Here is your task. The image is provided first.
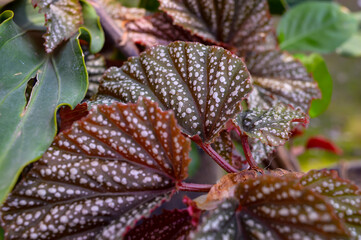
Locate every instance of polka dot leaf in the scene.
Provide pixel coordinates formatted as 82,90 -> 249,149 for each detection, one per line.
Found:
126,12 -> 212,48
123,209 -> 196,240
0,99 -> 191,240
194,173 -> 351,239
246,50 -> 321,113
32,0 -> 83,52
158,0 -> 274,53
97,41 -> 252,143
235,103 -> 307,146
300,169 -> 361,239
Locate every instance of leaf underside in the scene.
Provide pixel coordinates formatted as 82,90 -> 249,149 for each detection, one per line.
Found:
0,11 -> 87,203
97,41 -> 252,143
235,103 -> 306,146
124,209 -> 195,240
32,0 -> 83,52
158,0 -> 274,53
0,99 -> 191,239
245,50 -> 321,113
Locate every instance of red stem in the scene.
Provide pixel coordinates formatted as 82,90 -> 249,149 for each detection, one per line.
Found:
177,182 -> 212,192
191,136 -> 238,173
240,135 -> 258,169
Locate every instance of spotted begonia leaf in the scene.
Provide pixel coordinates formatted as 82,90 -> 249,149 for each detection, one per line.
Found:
97,41 -> 252,143
300,170 -> 361,239
213,130 -> 247,170
58,102 -> 89,133
32,0 -> 83,52
101,0 -> 145,22
190,199 -> 238,240
158,0 -> 274,53
0,99 -> 191,240
245,50 -> 321,113
123,209 -> 196,240
195,172 -> 350,239
235,103 -> 306,146
126,12 -> 211,48
250,138 -> 275,164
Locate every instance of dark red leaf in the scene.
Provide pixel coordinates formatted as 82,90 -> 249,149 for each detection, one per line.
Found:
306,136 -> 343,155
58,103 -> 89,133
0,99 -> 191,239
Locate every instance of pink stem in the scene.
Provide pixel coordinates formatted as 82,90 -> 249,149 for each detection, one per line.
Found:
177,182 -> 212,192
240,135 -> 258,169
191,136 -> 238,173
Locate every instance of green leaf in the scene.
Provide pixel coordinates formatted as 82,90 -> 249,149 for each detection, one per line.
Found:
158,0 -> 274,53
301,170 -> 361,239
97,41 -> 252,143
294,53 -> 333,118
277,2 -> 358,53
245,50 -> 321,113
32,0 -> 83,52
0,99 -> 191,239
286,0 -> 331,8
79,0 -> 104,53
235,103 -> 306,146
336,33 -> 361,57
188,142 -> 201,177
0,10 -> 87,203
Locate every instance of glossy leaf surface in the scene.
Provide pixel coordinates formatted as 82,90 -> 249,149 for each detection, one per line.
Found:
0,99 -> 191,239
0,11 -> 87,203
294,53 -> 332,118
301,170 -> 361,238
277,2 -> 358,53
245,50 -> 321,112
124,209 -> 196,240
32,0 -> 83,52
97,41 -> 252,143
159,0 -> 274,53
235,103 -> 306,146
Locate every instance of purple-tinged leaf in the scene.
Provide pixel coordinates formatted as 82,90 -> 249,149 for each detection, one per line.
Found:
97,41 -> 252,143
300,170 -> 361,238
101,0 -> 145,21
194,171 -> 351,239
235,103 -> 307,146
123,209 -> 196,240
0,99 -> 191,240
190,199 -> 238,240
246,50 -> 321,112
32,0 -> 83,52
58,102 -> 89,133
158,0 -> 274,53
126,12 -> 212,48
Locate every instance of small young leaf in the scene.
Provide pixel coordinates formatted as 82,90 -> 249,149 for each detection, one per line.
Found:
126,12 -> 211,48
32,0 -> 83,52
123,209 -> 196,240
300,169 -> 361,238
235,103 -> 306,146
245,50 -> 321,112
305,136 -> 343,155
158,0 -> 274,53
0,99 -> 191,239
97,41 -> 252,143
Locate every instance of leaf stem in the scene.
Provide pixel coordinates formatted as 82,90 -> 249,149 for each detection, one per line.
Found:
87,0 -> 139,57
178,182 -> 212,192
191,136 -> 238,173
240,134 -> 258,169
